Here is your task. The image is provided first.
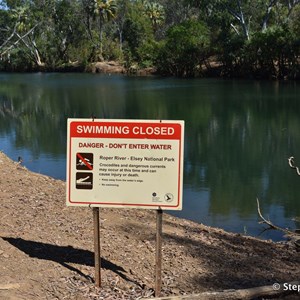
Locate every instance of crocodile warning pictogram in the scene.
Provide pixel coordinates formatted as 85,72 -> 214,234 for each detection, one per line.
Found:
76,172 -> 93,189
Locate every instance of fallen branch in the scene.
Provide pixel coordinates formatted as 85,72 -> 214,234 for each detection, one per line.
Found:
144,281 -> 300,300
0,283 -> 21,290
257,199 -> 300,249
256,198 -> 296,236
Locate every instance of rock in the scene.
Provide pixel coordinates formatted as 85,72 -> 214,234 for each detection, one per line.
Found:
90,61 -> 125,74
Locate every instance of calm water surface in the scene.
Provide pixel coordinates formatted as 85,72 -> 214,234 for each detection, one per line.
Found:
1,73 -> 300,241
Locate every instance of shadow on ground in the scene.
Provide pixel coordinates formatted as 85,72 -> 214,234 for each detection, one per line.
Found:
116,218 -> 300,292
2,236 -> 129,283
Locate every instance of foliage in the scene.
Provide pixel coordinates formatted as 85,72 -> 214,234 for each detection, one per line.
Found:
0,0 -> 300,78
245,26 -> 300,79
143,1 -> 165,34
121,1 -> 153,62
215,31 -> 246,77
155,20 -> 210,77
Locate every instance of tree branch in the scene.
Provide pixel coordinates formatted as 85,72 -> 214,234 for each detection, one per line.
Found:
230,23 -> 240,35
0,23 -> 39,57
256,198 -> 296,235
257,199 -> 299,249
288,156 -> 300,175
0,23 -> 19,50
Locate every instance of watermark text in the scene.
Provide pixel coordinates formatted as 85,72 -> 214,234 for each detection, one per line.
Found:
273,283 -> 300,292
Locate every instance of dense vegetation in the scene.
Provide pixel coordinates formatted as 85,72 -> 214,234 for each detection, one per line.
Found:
0,0 -> 300,78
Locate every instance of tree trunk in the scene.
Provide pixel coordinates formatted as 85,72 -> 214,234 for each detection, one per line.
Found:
262,0 -> 278,31
99,15 -> 103,60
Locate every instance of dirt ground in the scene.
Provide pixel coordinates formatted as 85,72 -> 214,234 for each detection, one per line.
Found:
0,151 -> 299,300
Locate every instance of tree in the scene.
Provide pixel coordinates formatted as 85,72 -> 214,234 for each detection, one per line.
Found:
261,0 -> 278,31
113,0 -> 130,53
189,0 -> 300,39
287,0 -> 300,17
288,2 -> 300,33
156,20 -> 210,77
0,3 -> 44,68
44,0 -> 87,66
0,0 -> 299,75
161,0 -> 198,27
90,0 -> 117,59
143,1 -> 165,33
122,0 -> 153,63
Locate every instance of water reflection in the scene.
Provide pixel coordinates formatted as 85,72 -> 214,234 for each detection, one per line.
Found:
1,73 -> 300,240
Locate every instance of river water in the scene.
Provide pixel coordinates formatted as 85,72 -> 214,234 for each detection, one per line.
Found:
1,73 -> 300,240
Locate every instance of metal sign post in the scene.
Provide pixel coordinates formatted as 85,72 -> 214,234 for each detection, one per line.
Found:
155,209 -> 163,297
93,207 -> 101,287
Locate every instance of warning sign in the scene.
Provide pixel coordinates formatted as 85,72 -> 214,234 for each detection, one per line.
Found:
76,153 -> 94,170
66,119 -> 184,210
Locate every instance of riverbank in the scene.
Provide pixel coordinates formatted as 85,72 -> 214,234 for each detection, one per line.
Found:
0,151 -> 299,299
0,60 -> 158,77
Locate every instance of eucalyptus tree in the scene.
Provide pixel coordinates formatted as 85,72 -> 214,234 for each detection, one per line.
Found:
44,0 -> 87,66
189,0 -> 300,38
0,2 -> 45,68
260,0 -> 300,31
188,0 -> 256,40
287,0 -> 300,16
113,0 -> 129,53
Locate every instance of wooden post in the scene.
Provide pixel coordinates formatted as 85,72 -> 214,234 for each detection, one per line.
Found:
155,209 -> 163,297
93,207 -> 101,287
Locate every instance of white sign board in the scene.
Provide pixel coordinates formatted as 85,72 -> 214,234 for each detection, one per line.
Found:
66,119 -> 184,210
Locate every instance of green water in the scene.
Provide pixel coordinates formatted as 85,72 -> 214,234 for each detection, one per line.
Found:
1,73 -> 300,240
